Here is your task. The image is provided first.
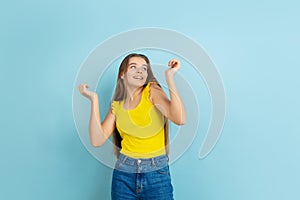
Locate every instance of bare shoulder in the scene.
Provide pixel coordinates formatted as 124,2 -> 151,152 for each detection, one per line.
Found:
149,83 -> 168,103
150,83 -> 162,91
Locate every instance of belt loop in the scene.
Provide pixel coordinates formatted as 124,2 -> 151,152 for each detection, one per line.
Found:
122,156 -> 127,164
166,155 -> 169,162
151,158 -> 155,166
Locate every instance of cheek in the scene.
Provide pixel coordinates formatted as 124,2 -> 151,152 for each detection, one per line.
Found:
125,70 -> 135,76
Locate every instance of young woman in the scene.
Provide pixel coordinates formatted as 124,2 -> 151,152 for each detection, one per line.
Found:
78,53 -> 186,200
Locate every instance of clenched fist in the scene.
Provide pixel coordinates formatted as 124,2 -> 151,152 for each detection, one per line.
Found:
166,58 -> 181,77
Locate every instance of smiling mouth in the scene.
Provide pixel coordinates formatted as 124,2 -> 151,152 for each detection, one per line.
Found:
133,75 -> 143,80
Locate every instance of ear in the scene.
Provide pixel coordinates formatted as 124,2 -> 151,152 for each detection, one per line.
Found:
121,74 -> 124,79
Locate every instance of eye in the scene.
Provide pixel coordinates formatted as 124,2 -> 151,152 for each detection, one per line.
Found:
143,67 -> 147,71
130,65 -> 136,69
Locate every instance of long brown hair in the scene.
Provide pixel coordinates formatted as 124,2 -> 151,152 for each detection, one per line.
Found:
111,53 -> 169,157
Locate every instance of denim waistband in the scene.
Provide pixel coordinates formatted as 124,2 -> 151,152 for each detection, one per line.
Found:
118,153 -> 169,166
115,153 -> 169,173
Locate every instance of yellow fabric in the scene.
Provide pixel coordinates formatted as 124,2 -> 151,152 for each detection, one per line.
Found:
111,82 -> 166,158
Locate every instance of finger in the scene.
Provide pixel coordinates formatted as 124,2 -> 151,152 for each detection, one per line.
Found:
171,61 -> 177,68
79,84 -> 84,90
169,59 -> 175,65
79,84 -> 86,88
81,84 -> 89,89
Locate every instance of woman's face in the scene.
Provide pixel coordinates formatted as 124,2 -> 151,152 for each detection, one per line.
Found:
122,56 -> 148,88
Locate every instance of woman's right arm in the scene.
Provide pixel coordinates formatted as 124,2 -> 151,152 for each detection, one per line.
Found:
78,84 -> 116,147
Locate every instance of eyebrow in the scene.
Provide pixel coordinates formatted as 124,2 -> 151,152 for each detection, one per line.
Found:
128,62 -> 148,67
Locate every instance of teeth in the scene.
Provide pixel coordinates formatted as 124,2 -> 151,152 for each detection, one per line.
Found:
133,76 -> 143,80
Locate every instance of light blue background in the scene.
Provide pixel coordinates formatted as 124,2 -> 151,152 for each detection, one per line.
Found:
1,0 -> 299,199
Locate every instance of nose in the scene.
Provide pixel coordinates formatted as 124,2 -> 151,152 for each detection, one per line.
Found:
137,68 -> 143,74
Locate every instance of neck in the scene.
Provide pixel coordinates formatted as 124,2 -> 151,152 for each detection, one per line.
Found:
125,85 -> 143,102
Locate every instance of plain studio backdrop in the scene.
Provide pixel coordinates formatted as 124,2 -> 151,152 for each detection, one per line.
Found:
0,0 -> 299,199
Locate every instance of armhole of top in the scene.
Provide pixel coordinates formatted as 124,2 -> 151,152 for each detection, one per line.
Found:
111,101 -> 118,115
147,82 -> 159,103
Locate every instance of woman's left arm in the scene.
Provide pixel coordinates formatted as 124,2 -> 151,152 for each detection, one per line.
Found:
150,59 -> 186,125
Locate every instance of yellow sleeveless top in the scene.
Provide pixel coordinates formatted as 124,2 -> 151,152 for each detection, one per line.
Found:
111,82 -> 166,158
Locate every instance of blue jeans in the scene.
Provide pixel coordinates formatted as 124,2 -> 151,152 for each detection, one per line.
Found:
111,153 -> 174,200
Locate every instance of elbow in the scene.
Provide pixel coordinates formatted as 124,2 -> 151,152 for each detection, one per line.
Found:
169,110 -> 186,126
174,114 -> 186,126
176,119 -> 186,126
91,141 -> 103,147
172,117 -> 186,126
176,113 -> 186,125
90,134 -> 104,147
89,128 -> 106,147
179,121 -> 186,125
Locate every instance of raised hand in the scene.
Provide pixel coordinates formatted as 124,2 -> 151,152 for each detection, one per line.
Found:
166,58 -> 181,77
78,83 -> 97,101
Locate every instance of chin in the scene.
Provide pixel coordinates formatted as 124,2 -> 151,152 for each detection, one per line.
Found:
134,82 -> 146,87
130,80 -> 146,87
